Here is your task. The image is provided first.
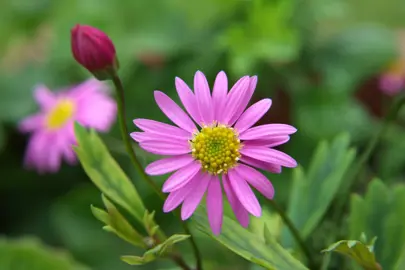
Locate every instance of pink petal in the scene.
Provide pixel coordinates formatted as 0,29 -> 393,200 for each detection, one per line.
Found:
162,161 -> 201,193
229,76 -> 258,125
234,99 -> 272,133
234,164 -> 274,199
243,136 -> 290,147
194,71 -> 214,125
206,177 -> 223,235
154,91 -> 197,133
240,156 -> 282,174
163,177 -> 198,212
133,119 -> 192,140
221,76 -> 250,125
145,155 -> 194,175
18,114 -> 44,133
130,132 -> 185,144
228,169 -> 262,217
223,174 -> 249,227
240,145 -> 297,168
181,172 -> 211,220
34,85 -> 56,110
175,77 -> 202,124
212,71 -> 228,122
239,124 -> 297,140
380,75 -> 405,96
139,141 -> 191,156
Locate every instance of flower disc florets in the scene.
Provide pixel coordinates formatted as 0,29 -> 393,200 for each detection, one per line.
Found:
191,124 -> 241,174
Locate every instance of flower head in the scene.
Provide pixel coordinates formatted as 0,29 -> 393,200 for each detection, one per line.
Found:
19,79 -> 117,173
131,71 -> 297,234
379,59 -> 405,96
71,24 -> 118,80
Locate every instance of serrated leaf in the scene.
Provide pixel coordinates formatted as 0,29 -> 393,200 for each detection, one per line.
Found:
282,133 -> 356,248
193,208 -> 308,270
322,239 -> 380,270
0,237 -> 88,270
73,124 -> 146,222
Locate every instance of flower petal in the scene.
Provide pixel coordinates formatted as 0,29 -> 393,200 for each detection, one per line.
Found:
212,71 -> 228,122
240,145 -> 297,168
140,141 -> 191,156
181,172 -> 211,220
194,71 -> 214,125
229,76 -> 258,125
240,156 -> 282,174
239,124 -> 297,140
133,119 -> 192,140
175,77 -> 202,124
145,155 -> 194,175
206,177 -> 223,235
228,169 -> 261,217
234,164 -> 274,199
221,76 -> 250,125
154,91 -> 197,133
162,161 -> 201,193
163,176 -> 198,212
34,85 -> 56,110
223,174 -> 249,227
242,136 -> 290,148
18,114 -> 44,133
130,132 -> 185,144
234,99 -> 272,133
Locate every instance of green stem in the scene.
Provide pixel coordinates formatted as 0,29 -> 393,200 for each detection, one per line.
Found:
335,92 -> 405,220
111,74 -> 203,270
111,74 -> 163,199
268,200 -> 316,269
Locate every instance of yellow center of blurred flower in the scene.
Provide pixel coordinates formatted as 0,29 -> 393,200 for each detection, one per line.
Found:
191,124 -> 241,175
386,60 -> 405,76
46,99 -> 76,130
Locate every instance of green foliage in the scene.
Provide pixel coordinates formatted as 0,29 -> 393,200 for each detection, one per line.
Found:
349,179 -> 405,270
193,208 -> 308,270
0,238 -> 88,270
282,133 -> 356,248
322,237 -> 380,270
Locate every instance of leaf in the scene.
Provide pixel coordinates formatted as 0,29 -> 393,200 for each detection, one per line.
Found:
120,234 -> 190,266
193,208 -> 308,270
322,239 -> 380,270
0,237 -> 88,270
143,210 -> 160,237
74,123 -> 146,222
349,179 -> 405,269
282,133 -> 356,248
90,195 -> 146,248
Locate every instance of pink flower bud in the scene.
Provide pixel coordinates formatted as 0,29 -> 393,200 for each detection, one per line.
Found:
71,24 -> 118,80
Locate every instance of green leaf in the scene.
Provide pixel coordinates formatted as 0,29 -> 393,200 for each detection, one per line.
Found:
120,234 -> 190,266
349,179 -> 405,269
73,123 -> 145,222
282,133 -> 356,248
193,208 -> 308,270
0,237 -> 88,270
143,210 -> 160,237
322,239 -> 380,270
90,195 -> 146,249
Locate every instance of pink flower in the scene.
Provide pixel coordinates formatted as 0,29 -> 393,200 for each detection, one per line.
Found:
71,24 -> 118,80
19,79 -> 117,174
380,60 -> 405,96
131,71 -> 297,234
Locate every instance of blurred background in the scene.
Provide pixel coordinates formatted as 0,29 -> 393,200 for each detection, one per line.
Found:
0,0 -> 404,269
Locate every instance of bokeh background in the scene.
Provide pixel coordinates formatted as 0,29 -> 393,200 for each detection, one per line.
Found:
0,0 -> 405,269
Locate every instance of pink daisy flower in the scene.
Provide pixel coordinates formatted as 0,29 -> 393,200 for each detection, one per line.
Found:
131,71 -> 297,234
19,79 -> 117,173
379,59 -> 405,96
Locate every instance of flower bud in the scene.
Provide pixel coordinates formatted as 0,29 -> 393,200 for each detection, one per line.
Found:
71,24 -> 118,80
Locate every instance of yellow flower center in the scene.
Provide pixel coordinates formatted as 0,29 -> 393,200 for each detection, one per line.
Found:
46,99 -> 76,130
386,60 -> 405,76
191,124 -> 241,175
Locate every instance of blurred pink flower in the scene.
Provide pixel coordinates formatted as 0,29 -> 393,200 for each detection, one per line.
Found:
380,60 -> 405,96
131,71 -> 297,235
19,79 -> 117,173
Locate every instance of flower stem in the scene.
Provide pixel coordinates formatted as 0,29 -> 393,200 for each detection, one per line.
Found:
268,200 -> 316,269
111,74 -> 203,270
111,74 -> 163,199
